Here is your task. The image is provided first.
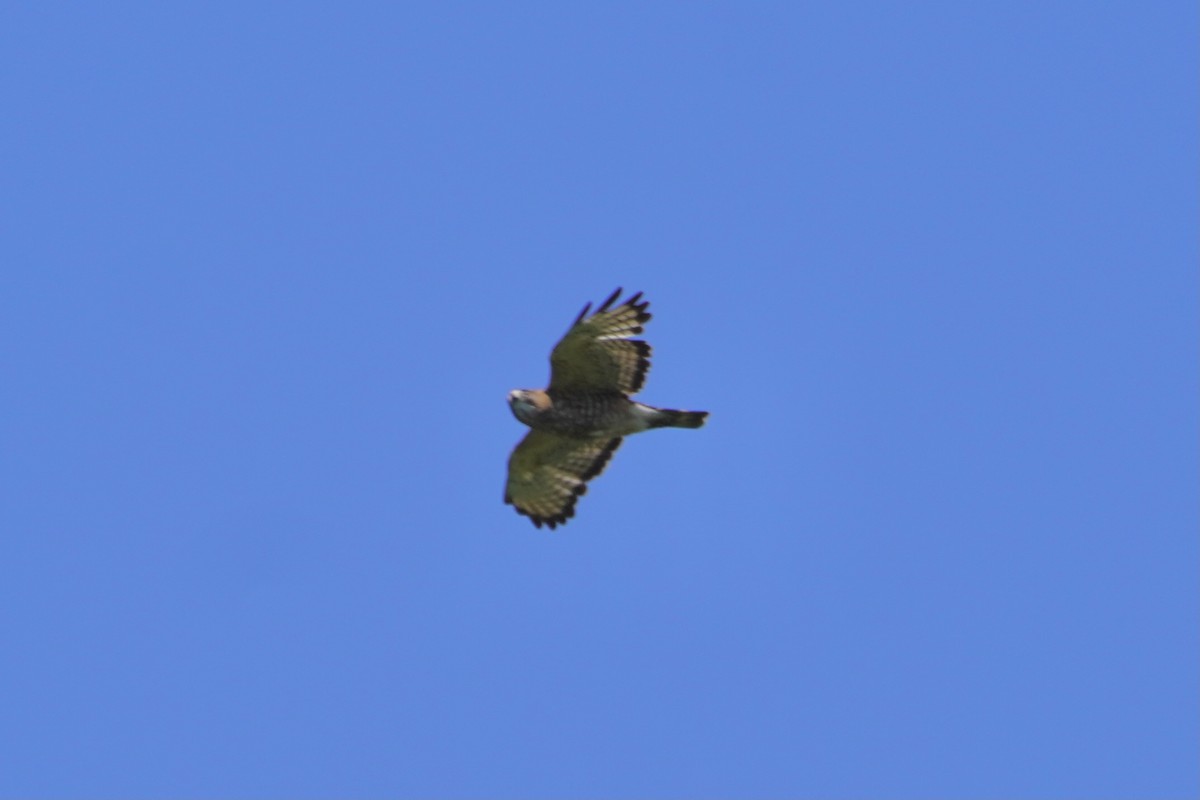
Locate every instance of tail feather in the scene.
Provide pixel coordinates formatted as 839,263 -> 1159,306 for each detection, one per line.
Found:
652,408 -> 709,429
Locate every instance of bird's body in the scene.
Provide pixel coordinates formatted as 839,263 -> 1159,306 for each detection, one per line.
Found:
509,389 -> 705,438
504,289 -> 708,529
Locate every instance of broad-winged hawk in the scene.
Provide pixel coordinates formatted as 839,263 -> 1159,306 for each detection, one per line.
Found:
505,288 -> 708,529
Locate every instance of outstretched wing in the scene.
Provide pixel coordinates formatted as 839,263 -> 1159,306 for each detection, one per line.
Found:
504,430 -> 623,529
548,288 -> 652,395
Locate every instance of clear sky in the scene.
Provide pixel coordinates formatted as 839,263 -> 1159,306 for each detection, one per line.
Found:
2,3 -> 1196,798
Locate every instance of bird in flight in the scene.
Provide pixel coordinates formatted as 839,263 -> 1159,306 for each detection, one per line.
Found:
504,288 -> 708,529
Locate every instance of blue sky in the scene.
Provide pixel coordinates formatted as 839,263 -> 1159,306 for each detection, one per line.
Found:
1,3 -> 1196,797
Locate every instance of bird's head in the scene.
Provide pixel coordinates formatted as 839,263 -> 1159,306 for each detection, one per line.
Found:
508,389 -> 550,426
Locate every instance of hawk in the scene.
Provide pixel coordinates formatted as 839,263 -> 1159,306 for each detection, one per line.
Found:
505,288 -> 708,529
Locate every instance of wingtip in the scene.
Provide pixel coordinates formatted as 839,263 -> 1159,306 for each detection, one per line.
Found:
573,301 -> 593,326
597,287 -> 622,313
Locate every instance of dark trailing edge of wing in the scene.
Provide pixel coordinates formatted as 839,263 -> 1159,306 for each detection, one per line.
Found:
504,438 -> 623,530
581,437 -> 622,481
628,340 -> 652,394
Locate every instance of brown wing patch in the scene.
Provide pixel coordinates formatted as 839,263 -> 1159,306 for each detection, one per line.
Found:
548,288 -> 653,395
504,430 -> 623,529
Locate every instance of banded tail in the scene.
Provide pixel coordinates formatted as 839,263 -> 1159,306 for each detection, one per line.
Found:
650,408 -> 709,429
